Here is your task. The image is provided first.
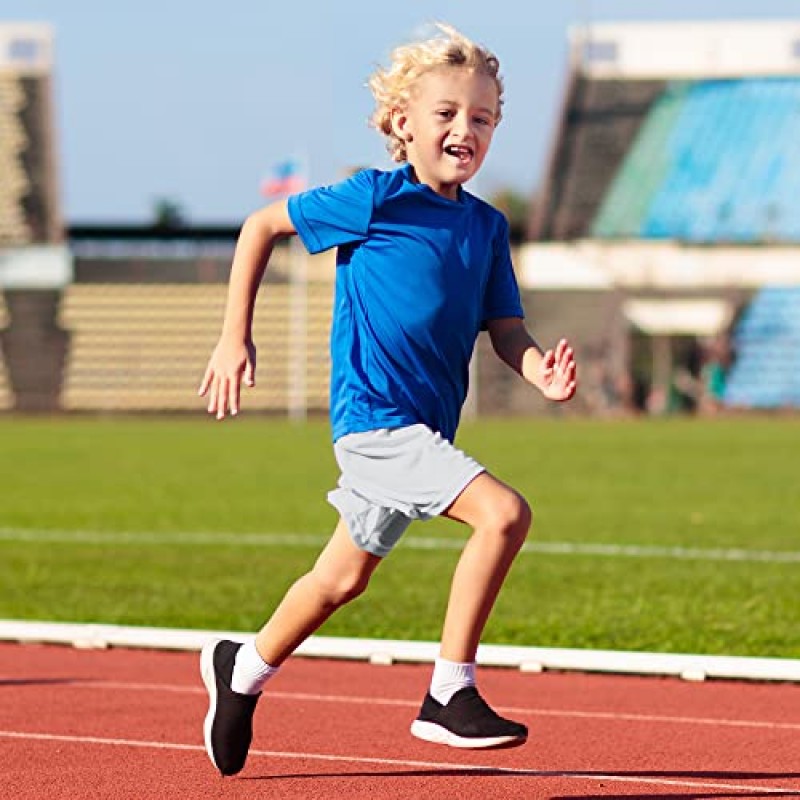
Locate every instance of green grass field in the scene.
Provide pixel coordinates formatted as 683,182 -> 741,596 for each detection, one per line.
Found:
1,415 -> 798,658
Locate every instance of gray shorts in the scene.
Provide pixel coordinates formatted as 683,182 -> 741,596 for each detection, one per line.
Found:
328,424 -> 485,557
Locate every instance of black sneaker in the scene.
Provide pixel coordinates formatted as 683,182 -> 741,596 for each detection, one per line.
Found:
410,686 -> 527,749
200,639 -> 261,776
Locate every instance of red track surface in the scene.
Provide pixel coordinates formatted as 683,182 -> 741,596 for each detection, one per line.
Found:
1,641 -> 798,799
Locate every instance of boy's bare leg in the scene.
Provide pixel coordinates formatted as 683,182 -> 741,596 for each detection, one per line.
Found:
201,518 -> 381,776
254,518 -> 382,666
439,472 -> 531,662
409,472 -> 530,749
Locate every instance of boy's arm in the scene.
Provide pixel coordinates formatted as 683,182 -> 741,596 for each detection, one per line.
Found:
198,200 -> 297,419
486,317 -> 577,402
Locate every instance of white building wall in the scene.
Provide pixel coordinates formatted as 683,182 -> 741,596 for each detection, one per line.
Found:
571,20 -> 800,79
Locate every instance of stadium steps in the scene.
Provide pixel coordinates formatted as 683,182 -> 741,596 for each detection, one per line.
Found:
0,289 -> 66,411
0,292 -> 15,410
592,82 -> 690,238
534,78 -> 667,240
58,283 -> 333,411
724,286 -> 800,408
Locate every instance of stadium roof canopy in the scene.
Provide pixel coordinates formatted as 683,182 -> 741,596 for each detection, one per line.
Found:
570,19 -> 800,79
623,298 -> 733,336
0,22 -> 53,75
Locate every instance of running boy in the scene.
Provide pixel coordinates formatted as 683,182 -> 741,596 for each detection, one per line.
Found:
198,23 -> 577,776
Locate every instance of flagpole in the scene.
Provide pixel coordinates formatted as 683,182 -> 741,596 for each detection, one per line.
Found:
260,154 -> 310,421
287,152 -> 309,421
288,232 -> 307,421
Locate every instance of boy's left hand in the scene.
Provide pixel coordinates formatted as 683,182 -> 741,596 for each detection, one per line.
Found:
538,339 -> 577,401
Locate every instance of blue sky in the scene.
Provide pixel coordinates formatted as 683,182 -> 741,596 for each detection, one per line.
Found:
5,0 -> 800,222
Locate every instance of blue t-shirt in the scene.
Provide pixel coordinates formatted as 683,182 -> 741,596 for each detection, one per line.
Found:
288,164 -> 523,443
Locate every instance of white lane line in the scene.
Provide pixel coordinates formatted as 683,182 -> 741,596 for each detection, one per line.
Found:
1,527 -> 799,564
0,729 -> 796,795
36,680 -> 800,732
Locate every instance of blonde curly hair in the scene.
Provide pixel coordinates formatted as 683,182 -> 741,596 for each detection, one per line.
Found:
368,22 -> 504,163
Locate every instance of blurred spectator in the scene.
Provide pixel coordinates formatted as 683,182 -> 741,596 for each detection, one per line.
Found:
698,335 -> 733,415
583,342 -> 637,416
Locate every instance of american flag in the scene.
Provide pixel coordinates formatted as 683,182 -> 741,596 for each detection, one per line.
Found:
260,158 -> 306,198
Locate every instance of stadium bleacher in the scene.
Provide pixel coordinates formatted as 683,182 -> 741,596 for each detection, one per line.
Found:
593,79 -> 800,243
523,20 -> 800,412
724,286 -> 800,408
0,24 -> 59,247
0,74 -> 33,246
57,282 -> 333,412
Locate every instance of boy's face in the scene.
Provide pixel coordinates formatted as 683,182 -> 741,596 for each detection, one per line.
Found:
392,66 -> 499,201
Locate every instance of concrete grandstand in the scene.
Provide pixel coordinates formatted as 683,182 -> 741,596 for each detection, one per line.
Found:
1,19 -> 800,414
521,18 -> 800,414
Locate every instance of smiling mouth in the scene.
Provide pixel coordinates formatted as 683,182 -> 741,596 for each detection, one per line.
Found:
444,145 -> 474,163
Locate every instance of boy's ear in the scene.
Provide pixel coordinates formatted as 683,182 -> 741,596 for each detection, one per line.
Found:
390,107 -> 413,142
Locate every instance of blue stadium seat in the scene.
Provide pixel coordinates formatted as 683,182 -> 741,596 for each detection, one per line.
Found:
723,287 -> 800,408
596,78 -> 800,243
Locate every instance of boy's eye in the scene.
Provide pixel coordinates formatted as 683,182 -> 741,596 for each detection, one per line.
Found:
436,109 -> 454,119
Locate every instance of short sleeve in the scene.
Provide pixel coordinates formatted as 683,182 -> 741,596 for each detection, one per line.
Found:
287,169 -> 375,254
482,216 -> 524,325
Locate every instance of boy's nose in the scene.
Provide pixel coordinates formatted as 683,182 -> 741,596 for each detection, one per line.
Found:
451,114 -> 472,138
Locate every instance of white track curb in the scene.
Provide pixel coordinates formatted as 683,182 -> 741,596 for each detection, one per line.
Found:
1,619 -> 798,683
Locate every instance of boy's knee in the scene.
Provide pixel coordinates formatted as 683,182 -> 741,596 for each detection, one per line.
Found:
311,566 -> 370,608
489,491 -> 532,544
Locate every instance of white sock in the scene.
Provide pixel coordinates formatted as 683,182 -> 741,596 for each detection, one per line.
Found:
429,657 -> 476,705
230,639 -> 279,695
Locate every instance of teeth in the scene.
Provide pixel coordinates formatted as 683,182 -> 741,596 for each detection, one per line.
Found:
446,146 -> 472,160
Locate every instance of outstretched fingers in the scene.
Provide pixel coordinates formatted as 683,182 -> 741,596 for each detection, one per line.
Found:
198,341 -> 256,420
211,375 -> 225,419
212,375 -> 235,420
540,347 -> 555,383
228,373 -> 240,417
548,339 -> 578,399
198,364 -> 214,398
199,369 -> 235,420
243,357 -> 256,388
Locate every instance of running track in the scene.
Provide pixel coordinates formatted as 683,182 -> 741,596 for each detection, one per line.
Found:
1,642 -> 798,799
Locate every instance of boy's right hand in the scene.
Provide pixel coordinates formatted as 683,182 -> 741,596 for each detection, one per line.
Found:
198,338 -> 257,420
